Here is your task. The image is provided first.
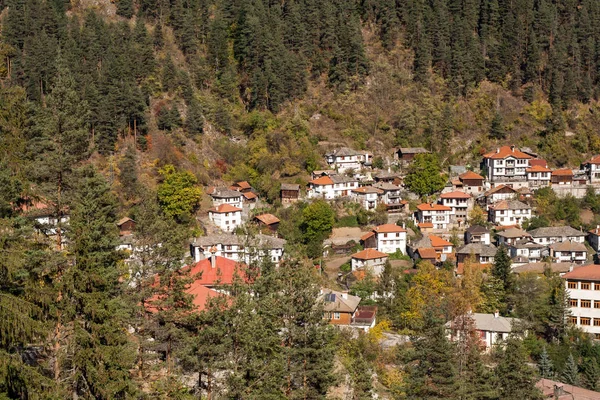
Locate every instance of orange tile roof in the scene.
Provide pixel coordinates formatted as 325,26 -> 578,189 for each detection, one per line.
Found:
459,170 -> 484,180
352,187 -> 383,194
145,278 -> 229,314
189,256 -> 248,286
243,192 -> 258,200
233,181 -> 251,190
255,213 -> 280,225
526,165 -> 551,172
209,204 -> 242,213
352,248 -> 388,260
429,235 -> 453,247
440,191 -> 471,199
360,231 -> 375,241
417,248 -> 438,259
309,176 -> 334,185
417,203 -> 452,211
562,264 -> 600,281
552,169 -> 573,176
418,222 -> 434,228
373,224 -> 406,233
483,145 -> 533,160
586,155 -> 600,165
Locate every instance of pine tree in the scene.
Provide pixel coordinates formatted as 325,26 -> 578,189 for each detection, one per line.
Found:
489,111 -> 505,140
561,354 -> 580,386
581,358 -> 600,391
492,246 -> 513,295
185,99 -> 203,135
495,336 -> 542,399
538,346 -> 554,378
116,0 -> 134,18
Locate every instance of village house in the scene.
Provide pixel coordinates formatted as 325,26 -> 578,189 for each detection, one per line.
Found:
583,155 -> 600,183
188,254 -> 248,289
588,226 -> 600,252
456,243 -> 496,265
508,239 -> 547,265
496,227 -> 532,246
464,225 -> 491,245
513,262 -> 579,276
351,248 -> 389,276
551,241 -> 588,265
409,234 -> 454,264
351,186 -> 383,210
254,213 -> 280,232
325,147 -> 372,173
395,147 -> 430,165
319,289 -> 377,332
446,312 -> 523,351
117,217 -> 136,236
439,191 -> 472,224
372,182 -> 405,213
280,183 -> 301,205
526,165 -> 551,188
528,226 -> 586,245
415,203 -> 452,230
551,169 -> 574,186
190,233 -> 286,265
208,204 -> 243,232
483,185 -> 518,206
483,145 -> 533,184
452,170 -> 486,194
488,200 -> 532,227
230,181 -> 252,193
360,224 -> 407,255
563,264 -> 600,339
373,171 -> 403,185
208,187 -> 244,209
306,174 -> 359,199
20,199 -> 70,239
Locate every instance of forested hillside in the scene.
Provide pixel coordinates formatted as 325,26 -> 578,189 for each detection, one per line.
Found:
3,0 -> 600,398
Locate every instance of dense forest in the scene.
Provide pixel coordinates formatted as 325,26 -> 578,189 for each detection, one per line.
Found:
3,0 -> 600,398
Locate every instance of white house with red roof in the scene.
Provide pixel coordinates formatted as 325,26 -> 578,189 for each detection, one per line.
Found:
526,165 -> 551,188
307,174 -> 359,199
563,264 -> 600,337
487,200 -> 531,227
483,145 -> 533,183
361,224 -> 407,255
584,155 -> 600,183
351,248 -> 389,276
439,191 -> 473,224
415,203 -> 452,230
208,204 -> 242,232
351,186 -> 383,210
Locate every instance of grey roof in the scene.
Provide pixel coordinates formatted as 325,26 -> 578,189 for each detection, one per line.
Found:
327,147 -> 365,157
374,171 -> 402,179
192,233 -> 286,249
528,226 -> 585,238
398,147 -> 429,154
497,228 -> 531,239
410,235 -> 432,249
513,262 -> 577,274
457,243 -> 497,257
466,225 -> 490,234
280,183 -> 300,191
210,187 -> 244,199
330,174 -> 358,184
446,313 -> 521,333
511,239 -> 547,249
373,182 -> 401,191
319,288 -> 361,313
550,240 -> 587,252
449,165 -> 468,175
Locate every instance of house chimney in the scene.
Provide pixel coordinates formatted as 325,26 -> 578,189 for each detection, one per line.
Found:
496,148 -> 500,154
341,292 -> 348,299
553,383 -> 564,399
209,246 -> 217,269
510,145 -> 515,151
494,310 -> 499,318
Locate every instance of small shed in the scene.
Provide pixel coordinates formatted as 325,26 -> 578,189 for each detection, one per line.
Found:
280,183 -> 301,204
117,217 -> 136,236
254,213 -> 280,232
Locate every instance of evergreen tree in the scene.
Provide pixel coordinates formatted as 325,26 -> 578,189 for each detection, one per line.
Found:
489,111 -> 505,140
538,346 -> 554,378
116,0 -> 134,18
492,246 -> 513,296
582,358 -> 600,391
561,353 -> 580,386
185,99 -> 203,135
495,336 -> 542,400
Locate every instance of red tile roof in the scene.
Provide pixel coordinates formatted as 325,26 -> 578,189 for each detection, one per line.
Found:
188,256 -> 248,286
529,159 -> 548,168
429,235 -> 453,247
255,213 -> 280,225
309,176 -> 334,185
440,191 -> 471,199
373,224 -> 406,233
526,165 -> 551,173
417,248 -> 438,259
417,203 -> 452,211
233,181 -> 251,190
483,146 -> 533,160
552,169 -> 573,176
418,222 -> 434,229
352,248 -> 388,260
586,155 -> 600,165
459,171 -> 484,180
360,231 -> 375,241
562,264 -> 600,281
209,204 -> 242,213
243,192 -> 258,200
352,187 -> 383,194
145,278 -> 228,314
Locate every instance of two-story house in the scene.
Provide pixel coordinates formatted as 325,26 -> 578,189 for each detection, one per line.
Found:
325,148 -> 372,173
551,169 -> 574,186
583,155 -> 600,183
361,224 -> 408,255
396,147 -> 430,165
307,174 -> 359,199
319,289 -> 377,332
351,186 -> 383,210
351,249 -> 389,276
208,204 -> 243,232
526,165 -> 551,188
483,145 -> 533,184
190,233 -> 286,265
483,185 -> 518,206
456,243 -> 497,266
373,182 -> 404,213
496,227 -> 532,247
465,225 -> 491,245
551,241 -> 588,265
528,226 -> 586,246
588,226 -> 600,252
488,200 -> 531,227
446,312 -> 523,351
280,183 -> 301,205
452,170 -> 486,194
508,239 -> 547,264
208,187 -> 244,209
563,265 -> 600,338
439,191 -> 473,224
415,203 -> 452,230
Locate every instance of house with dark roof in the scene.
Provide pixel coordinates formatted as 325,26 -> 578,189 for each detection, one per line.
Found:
583,155 -> 600,183
563,264 -> 600,338
190,233 -> 286,265
325,147 -> 372,173
456,243 -> 497,265
446,312 -> 523,350
488,200 -> 531,227
465,225 -> 491,245
528,226 -> 586,246
117,217 -> 136,236
588,226 -> 600,252
319,289 -> 377,332
551,240 -> 588,264
280,183 -> 301,205
373,181 -> 405,213
507,239 -> 547,265
351,186 -> 383,210
396,147 -> 429,164
496,227 -> 532,246
208,187 -> 244,208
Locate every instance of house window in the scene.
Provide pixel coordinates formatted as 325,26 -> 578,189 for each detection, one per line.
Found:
569,299 -> 578,307
594,319 -> 600,327
568,282 -> 578,289
569,316 -> 578,325
334,312 -> 340,320
581,317 -> 591,326
595,301 -> 600,309
581,300 -> 592,308
595,283 -> 600,290
582,282 -> 591,290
